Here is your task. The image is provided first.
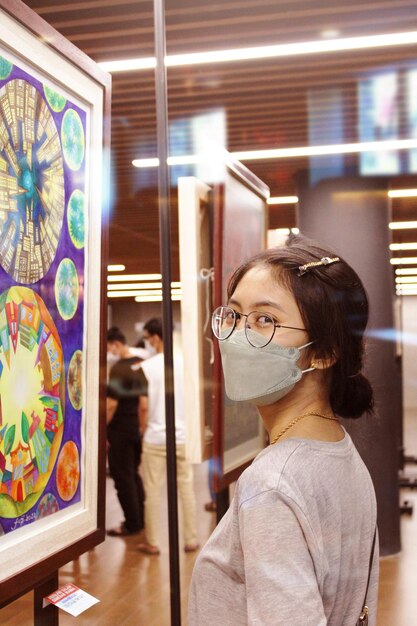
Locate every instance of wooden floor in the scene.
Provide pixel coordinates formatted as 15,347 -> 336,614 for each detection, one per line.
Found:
3,443 -> 417,624
0,462 -> 216,626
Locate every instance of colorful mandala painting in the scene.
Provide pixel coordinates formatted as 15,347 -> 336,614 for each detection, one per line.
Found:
0,53 -> 86,537
0,286 -> 65,518
55,258 -> 79,320
44,85 -> 67,113
0,79 -> 65,283
67,190 -> 85,249
56,441 -> 80,502
68,350 -> 82,410
0,56 -> 12,80
61,109 -> 85,171
36,492 -> 59,519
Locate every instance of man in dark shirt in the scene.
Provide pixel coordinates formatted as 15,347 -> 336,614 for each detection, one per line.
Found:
106,327 -> 146,536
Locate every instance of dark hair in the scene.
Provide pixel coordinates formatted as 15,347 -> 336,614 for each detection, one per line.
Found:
144,317 -> 163,340
227,234 -> 374,418
107,326 -> 126,344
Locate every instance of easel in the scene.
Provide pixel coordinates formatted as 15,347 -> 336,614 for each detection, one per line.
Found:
33,573 -> 59,626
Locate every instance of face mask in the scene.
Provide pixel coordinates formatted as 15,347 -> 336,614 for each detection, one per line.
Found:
144,339 -> 156,356
219,329 -> 314,406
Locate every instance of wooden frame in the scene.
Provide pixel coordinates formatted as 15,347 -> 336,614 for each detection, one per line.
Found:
212,160 -> 269,489
0,0 -> 110,606
178,177 -> 212,463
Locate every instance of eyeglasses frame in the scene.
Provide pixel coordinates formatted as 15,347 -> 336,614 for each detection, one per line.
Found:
212,306 -> 307,348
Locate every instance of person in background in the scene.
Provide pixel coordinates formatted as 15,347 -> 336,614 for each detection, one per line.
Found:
189,235 -> 379,626
131,337 -> 154,361
137,317 -> 199,555
106,327 -> 146,537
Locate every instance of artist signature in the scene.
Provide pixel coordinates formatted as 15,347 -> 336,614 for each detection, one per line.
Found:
9,512 -> 37,531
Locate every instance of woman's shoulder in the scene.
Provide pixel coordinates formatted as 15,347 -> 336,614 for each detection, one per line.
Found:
236,433 -> 357,505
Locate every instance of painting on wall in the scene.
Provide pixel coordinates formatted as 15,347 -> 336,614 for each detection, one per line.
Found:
0,60 -> 86,536
212,160 -> 269,488
0,0 -> 110,602
178,177 -> 213,464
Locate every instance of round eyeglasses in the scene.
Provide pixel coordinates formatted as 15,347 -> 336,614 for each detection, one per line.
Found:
212,305 -> 307,348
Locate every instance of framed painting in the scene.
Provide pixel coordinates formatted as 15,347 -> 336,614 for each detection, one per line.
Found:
0,0 -> 110,605
212,159 -> 269,489
178,177 -> 213,463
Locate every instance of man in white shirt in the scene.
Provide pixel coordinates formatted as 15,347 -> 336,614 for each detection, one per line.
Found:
138,318 -> 198,555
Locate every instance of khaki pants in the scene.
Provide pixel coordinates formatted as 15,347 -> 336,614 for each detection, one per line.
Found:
142,441 -> 197,547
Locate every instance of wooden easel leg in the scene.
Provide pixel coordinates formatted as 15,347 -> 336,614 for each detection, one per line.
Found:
34,571 -> 59,626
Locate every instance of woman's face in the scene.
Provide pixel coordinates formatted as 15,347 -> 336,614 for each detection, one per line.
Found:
228,264 -> 309,349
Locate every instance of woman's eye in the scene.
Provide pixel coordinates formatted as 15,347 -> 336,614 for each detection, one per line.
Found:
256,314 -> 274,326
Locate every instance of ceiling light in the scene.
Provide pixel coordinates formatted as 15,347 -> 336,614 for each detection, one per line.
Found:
107,283 -> 162,293
271,227 -> 300,235
390,243 -> 417,251
107,264 -> 126,272
108,282 -> 162,290
99,30 -> 417,73
107,288 -> 182,296
107,283 -> 180,290
397,291 -> 417,295
395,277 -> 417,283
388,188 -> 417,198
390,257 -> 417,264
107,274 -> 162,282
134,295 -> 182,302
132,138 -> 417,169
267,196 -> 299,205
389,221 -> 417,229
99,57 -> 156,72
132,155 -> 204,168
232,139 -> 417,161
395,268 -> 417,274
108,289 -> 181,298
131,158 -> 160,168
396,287 -> 417,293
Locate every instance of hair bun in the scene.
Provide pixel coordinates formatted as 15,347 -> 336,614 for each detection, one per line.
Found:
331,372 -> 374,418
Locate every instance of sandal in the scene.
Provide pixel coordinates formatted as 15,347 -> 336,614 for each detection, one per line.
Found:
138,542 -> 160,555
107,524 -> 142,537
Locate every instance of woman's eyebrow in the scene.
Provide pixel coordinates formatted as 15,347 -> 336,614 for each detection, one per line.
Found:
228,297 -> 286,314
253,300 -> 286,313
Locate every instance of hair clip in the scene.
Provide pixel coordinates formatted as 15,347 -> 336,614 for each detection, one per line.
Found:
297,256 -> 340,276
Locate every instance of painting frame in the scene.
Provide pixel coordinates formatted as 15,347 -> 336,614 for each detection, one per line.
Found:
178,177 -> 213,463
0,0 -> 110,605
212,159 -> 269,490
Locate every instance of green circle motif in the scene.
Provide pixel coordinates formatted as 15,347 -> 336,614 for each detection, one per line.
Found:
44,85 -> 67,112
0,56 -> 13,80
68,350 -> 83,410
55,258 -> 79,320
67,190 -> 85,249
61,109 -> 85,171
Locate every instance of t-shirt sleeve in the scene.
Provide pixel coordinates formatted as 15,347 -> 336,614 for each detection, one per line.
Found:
135,367 -> 149,395
239,490 -> 326,626
107,360 -> 148,399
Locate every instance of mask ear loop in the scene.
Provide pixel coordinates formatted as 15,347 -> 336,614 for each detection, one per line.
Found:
298,340 -> 316,374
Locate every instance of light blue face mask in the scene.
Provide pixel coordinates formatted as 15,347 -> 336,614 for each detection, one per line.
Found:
219,328 -> 314,406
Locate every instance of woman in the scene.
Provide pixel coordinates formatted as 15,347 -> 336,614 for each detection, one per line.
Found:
189,235 -> 379,626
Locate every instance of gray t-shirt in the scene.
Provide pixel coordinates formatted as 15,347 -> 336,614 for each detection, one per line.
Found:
189,429 -> 378,625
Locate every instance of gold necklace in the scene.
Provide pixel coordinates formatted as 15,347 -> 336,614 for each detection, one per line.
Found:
269,411 -> 339,445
